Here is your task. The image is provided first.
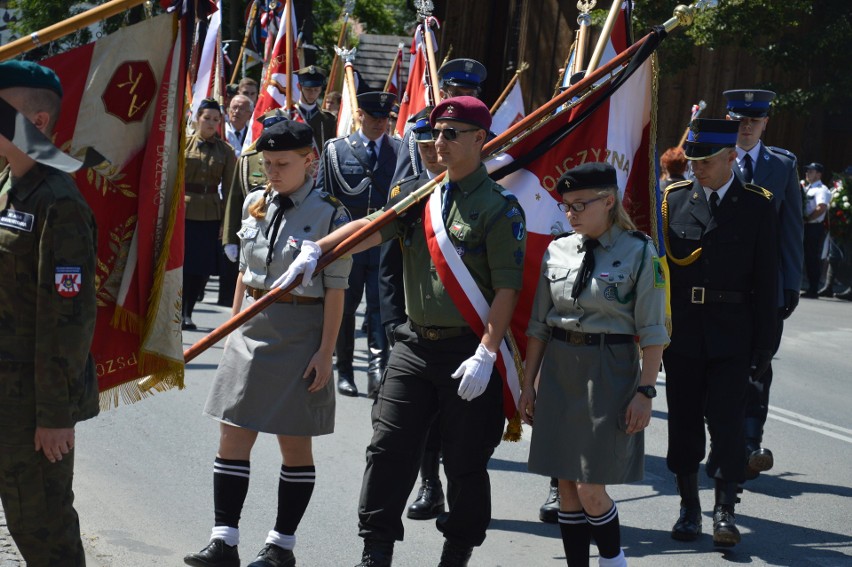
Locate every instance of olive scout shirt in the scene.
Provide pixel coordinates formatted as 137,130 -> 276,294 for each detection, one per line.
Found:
369,164 -> 526,328
184,133 -> 237,221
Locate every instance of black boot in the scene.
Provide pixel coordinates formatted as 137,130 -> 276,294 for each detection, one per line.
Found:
818,262 -> 837,297
184,539 -> 240,567
247,544 -> 295,567
366,346 -> 384,400
336,313 -> 358,396
712,480 -> 741,547
355,539 -> 394,567
744,417 -> 773,477
408,451 -> 446,519
671,474 -> 702,541
539,477 -> 560,524
836,287 -> 852,301
437,539 -> 473,567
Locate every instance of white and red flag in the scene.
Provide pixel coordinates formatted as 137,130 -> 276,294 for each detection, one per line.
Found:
394,23 -> 436,137
189,0 -> 222,118
244,0 -> 301,153
386,43 -> 404,96
490,81 -> 526,136
42,12 -> 188,405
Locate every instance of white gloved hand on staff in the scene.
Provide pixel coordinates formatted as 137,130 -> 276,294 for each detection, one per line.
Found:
272,240 -> 322,292
451,343 -> 497,401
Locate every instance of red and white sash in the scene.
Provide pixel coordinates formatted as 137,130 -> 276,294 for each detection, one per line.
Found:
423,186 -> 521,418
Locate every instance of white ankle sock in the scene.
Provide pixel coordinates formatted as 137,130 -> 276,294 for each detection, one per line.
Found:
599,549 -> 626,567
265,529 -> 296,550
210,526 -> 239,547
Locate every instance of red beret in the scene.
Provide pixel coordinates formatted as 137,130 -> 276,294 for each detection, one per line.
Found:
430,96 -> 491,131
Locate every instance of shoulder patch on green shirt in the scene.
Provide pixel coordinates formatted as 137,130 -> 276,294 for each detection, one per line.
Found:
652,256 -> 666,288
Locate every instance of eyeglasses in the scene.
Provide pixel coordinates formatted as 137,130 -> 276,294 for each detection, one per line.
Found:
431,127 -> 479,141
558,197 -> 604,213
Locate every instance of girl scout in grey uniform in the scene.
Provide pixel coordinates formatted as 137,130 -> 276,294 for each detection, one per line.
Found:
185,121 -> 351,567
519,163 -> 668,567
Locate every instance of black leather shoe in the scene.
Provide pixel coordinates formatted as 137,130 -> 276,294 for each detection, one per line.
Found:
817,285 -> 834,297
247,544 -> 295,567
407,478 -> 446,519
748,447 -> 774,472
835,288 -> 852,301
437,539 -> 473,567
539,480 -> 560,524
182,316 -> 197,331
712,505 -> 741,547
184,539 -> 240,567
338,374 -> 358,397
354,539 -> 393,567
800,290 -> 819,299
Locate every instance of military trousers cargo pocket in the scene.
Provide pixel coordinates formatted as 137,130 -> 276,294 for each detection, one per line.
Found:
0,451 -> 50,533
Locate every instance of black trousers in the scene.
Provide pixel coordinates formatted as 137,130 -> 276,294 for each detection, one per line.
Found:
664,350 -> 749,482
358,323 -> 504,547
745,317 -> 783,425
803,223 -> 826,293
341,248 -> 387,366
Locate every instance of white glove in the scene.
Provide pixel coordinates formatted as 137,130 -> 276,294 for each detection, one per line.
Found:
272,240 -> 322,291
451,343 -> 497,401
223,244 -> 239,263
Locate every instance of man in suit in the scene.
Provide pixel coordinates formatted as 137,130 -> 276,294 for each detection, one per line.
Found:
318,92 -> 400,397
294,66 -> 338,151
724,89 -> 804,479
663,118 -> 778,547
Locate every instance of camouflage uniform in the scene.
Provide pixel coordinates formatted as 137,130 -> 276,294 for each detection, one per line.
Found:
0,163 -> 99,566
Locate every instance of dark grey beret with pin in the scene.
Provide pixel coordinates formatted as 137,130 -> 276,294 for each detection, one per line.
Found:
556,162 -> 618,194
256,120 -> 314,151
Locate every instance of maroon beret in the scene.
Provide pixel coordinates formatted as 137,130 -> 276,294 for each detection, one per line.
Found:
430,96 -> 491,131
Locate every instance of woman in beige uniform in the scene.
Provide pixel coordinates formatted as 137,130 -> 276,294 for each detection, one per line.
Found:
182,98 -> 236,329
184,121 -> 351,567
519,163 -> 668,567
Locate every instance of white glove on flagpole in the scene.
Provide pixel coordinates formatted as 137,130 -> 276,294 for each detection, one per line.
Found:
223,244 -> 239,263
451,343 -> 497,401
272,240 -> 322,291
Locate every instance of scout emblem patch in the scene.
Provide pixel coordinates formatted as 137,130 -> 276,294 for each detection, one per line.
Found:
603,285 -> 618,301
55,266 -> 82,297
512,221 -> 526,241
653,256 -> 666,288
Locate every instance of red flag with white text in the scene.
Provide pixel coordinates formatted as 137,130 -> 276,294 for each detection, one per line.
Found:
395,24 -> 435,136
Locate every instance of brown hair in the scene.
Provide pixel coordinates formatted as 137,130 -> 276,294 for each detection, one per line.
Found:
248,146 -> 314,220
238,77 -> 258,91
660,146 -> 687,177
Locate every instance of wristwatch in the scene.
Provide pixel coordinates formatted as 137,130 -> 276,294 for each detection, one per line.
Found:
637,385 -> 657,399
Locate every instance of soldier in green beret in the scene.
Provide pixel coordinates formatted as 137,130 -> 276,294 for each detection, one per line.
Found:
0,60 -> 99,566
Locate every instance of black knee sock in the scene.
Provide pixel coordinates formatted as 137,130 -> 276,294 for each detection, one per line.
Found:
213,458 -> 250,528
586,504 -> 621,559
558,510 -> 590,567
274,465 -> 316,535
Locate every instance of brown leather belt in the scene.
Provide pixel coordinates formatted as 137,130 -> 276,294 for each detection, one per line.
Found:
409,321 -> 475,341
185,183 -> 218,194
245,286 -> 323,305
679,287 -> 751,305
551,328 -> 635,346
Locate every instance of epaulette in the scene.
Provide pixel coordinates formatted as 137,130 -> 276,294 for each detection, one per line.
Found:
627,229 -> 652,242
318,191 -> 344,208
554,231 -> 575,240
744,183 -> 773,200
390,173 -> 421,199
766,145 -> 797,161
241,145 -> 260,156
498,188 -> 519,202
323,135 -> 347,149
666,179 -> 692,192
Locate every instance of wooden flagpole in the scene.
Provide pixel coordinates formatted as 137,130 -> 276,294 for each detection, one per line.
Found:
327,0 -> 355,93
586,0 -> 622,75
383,43 -> 403,92
284,0 -> 293,111
0,0 -> 148,61
183,1 -> 718,364
230,1 -> 259,84
490,62 -> 528,115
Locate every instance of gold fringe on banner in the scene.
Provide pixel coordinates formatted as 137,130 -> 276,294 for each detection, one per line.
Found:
502,330 -> 526,442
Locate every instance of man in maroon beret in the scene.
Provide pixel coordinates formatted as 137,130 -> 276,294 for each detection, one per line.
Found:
275,96 -> 527,566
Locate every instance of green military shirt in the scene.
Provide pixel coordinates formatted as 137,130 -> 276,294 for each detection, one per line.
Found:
0,164 -> 98,432
223,147 -> 267,246
184,133 -> 237,222
369,164 -> 526,327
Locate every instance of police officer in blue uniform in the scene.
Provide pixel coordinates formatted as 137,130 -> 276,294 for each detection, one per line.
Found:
663,118 -> 778,547
392,58 -> 486,184
723,89 -> 804,480
318,91 -> 401,397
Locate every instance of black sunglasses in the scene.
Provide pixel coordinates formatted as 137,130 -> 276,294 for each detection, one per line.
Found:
431,127 -> 479,141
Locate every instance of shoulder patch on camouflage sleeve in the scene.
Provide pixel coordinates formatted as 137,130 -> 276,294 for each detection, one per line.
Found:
744,183 -> 773,200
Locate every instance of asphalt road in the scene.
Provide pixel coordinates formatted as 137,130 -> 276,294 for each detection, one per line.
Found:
69,283 -> 852,566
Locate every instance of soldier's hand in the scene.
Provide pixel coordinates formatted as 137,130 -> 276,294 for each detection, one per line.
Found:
518,386 -> 536,426
451,344 -> 497,401
272,240 -> 322,292
750,349 -> 773,383
384,319 -> 406,347
34,427 -> 75,463
782,289 -> 799,319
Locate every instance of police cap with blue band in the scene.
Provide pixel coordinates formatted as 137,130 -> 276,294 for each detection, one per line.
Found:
411,106 -> 435,143
723,89 -> 775,119
357,91 -> 397,118
438,58 -> 487,88
683,118 -> 740,160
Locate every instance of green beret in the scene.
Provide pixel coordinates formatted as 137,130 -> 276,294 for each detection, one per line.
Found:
0,60 -> 63,98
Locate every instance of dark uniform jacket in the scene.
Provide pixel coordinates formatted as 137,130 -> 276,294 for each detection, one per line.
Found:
223,148 -> 267,246
664,176 -> 778,358
0,164 -> 98,434
318,132 -> 401,218
295,104 -> 338,151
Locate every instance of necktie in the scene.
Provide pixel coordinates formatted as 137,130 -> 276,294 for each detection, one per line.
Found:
441,182 -> 455,225
709,191 -> 720,216
571,239 -> 599,301
367,140 -> 378,170
300,105 -> 315,121
265,194 -> 295,266
741,153 -> 754,183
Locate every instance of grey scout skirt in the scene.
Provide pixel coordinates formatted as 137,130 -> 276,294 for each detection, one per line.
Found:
203,295 -> 334,436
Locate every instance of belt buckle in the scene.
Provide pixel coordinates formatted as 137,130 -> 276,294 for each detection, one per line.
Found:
691,286 -> 705,304
569,332 -> 585,345
425,328 -> 440,341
